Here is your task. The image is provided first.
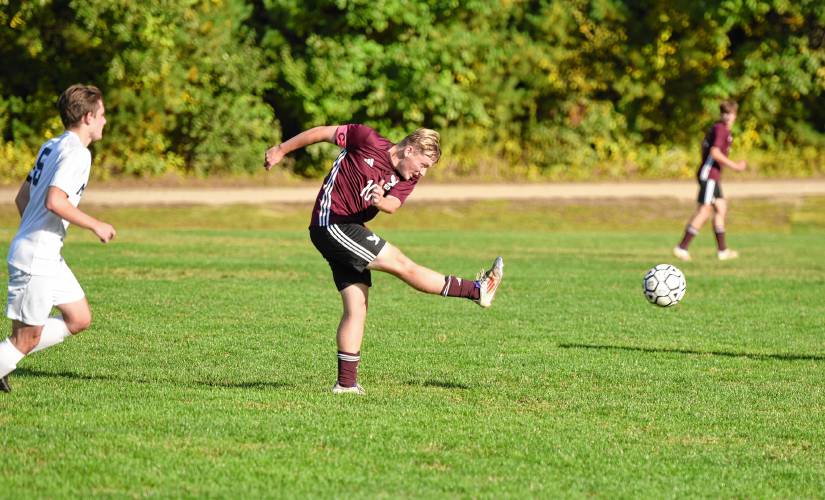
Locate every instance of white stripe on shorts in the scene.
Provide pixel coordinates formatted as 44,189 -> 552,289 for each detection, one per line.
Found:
699,155 -> 713,181
327,225 -> 377,263
703,179 -> 716,205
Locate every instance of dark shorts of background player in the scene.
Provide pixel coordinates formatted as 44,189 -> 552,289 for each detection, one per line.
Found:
309,223 -> 387,291
697,178 -> 723,205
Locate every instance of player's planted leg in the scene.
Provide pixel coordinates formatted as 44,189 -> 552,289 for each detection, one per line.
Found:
332,284 -> 368,394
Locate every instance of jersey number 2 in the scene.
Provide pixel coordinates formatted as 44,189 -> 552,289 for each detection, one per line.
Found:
31,147 -> 52,186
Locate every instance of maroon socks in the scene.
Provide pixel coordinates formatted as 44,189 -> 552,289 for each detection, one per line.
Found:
714,227 -> 727,251
337,351 -> 360,387
441,276 -> 480,301
678,225 -> 699,250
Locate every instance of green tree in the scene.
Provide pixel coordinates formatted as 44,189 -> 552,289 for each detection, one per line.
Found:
1,0 -> 276,179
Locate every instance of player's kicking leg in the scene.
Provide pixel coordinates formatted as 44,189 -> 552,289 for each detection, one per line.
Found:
368,243 -> 504,308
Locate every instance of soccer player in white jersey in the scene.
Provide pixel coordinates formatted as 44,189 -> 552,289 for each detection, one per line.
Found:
0,84 -> 117,393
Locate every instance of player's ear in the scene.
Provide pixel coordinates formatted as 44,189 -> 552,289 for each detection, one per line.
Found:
404,145 -> 415,158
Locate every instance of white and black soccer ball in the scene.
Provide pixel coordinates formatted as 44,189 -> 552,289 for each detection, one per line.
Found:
643,264 -> 686,307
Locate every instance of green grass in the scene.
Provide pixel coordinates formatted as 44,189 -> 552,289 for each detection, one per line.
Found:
1,197 -> 824,497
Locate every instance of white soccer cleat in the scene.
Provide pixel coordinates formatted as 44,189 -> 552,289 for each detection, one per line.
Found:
476,256 -> 504,308
672,246 -> 691,261
717,248 -> 739,261
332,382 -> 366,395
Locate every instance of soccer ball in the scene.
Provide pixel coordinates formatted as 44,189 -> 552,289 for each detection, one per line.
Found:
643,264 -> 686,307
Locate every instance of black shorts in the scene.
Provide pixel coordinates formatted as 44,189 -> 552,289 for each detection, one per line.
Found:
309,224 -> 387,291
697,178 -> 723,205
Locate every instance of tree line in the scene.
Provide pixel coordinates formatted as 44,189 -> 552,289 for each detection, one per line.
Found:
1,0 -> 823,182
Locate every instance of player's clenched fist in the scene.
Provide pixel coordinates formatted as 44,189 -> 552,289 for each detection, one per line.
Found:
369,179 -> 385,206
264,144 -> 285,170
94,222 -> 116,243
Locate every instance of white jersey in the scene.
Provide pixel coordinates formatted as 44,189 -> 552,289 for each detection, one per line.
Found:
8,131 -> 91,275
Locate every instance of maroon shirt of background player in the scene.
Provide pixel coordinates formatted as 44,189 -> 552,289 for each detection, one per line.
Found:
697,121 -> 733,182
310,124 -> 419,227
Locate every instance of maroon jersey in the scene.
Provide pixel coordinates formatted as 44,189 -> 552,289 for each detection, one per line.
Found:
697,121 -> 732,181
310,124 -> 418,227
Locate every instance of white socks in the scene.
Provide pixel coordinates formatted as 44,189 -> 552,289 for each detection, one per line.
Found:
0,317 -> 73,379
0,338 -> 25,378
30,316 -> 72,354
0,316 -> 72,378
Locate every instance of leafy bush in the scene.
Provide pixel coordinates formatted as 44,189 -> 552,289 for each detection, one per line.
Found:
0,0 -> 822,182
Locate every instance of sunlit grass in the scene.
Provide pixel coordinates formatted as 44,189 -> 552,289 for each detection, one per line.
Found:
0,197 -> 823,497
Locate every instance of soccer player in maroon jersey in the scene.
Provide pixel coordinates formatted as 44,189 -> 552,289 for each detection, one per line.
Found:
674,100 -> 747,261
264,124 -> 503,395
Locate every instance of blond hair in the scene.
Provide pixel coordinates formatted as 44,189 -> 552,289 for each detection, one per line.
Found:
398,128 -> 441,163
58,84 -> 103,128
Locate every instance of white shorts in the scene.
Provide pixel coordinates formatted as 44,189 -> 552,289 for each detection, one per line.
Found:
6,261 -> 85,326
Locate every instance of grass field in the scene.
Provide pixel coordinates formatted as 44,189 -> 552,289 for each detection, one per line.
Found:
1,196 -> 824,497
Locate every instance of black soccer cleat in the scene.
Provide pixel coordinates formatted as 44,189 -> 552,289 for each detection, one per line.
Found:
0,375 -> 10,393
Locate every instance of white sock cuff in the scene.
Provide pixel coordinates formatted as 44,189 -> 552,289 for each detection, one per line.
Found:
29,316 -> 72,354
0,338 -> 25,377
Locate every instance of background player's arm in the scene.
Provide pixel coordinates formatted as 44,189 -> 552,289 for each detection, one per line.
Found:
14,180 -> 30,217
45,187 -> 116,243
710,147 -> 747,171
264,125 -> 339,170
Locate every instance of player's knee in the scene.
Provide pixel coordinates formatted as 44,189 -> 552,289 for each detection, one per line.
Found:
67,314 -> 92,334
393,254 -> 419,279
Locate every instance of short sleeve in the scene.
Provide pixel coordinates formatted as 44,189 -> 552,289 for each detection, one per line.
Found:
51,148 -> 91,196
335,124 -> 376,150
386,178 -> 419,205
712,123 -> 728,149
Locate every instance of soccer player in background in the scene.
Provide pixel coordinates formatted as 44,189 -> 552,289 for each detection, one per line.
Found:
673,100 -> 747,261
264,124 -> 503,395
0,84 -> 117,393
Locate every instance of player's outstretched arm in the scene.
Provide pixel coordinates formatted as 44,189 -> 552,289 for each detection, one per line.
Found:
710,147 -> 747,171
264,125 -> 339,170
14,180 -> 30,217
45,187 -> 116,243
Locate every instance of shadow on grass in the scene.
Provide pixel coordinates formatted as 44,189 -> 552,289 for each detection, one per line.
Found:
405,379 -> 470,390
559,343 -> 825,362
14,367 -> 290,389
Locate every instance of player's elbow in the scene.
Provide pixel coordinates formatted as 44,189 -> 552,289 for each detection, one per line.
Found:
44,196 -> 60,213
44,190 -> 67,213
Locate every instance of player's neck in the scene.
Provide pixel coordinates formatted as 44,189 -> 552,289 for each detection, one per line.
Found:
387,145 -> 400,168
66,127 -> 93,147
